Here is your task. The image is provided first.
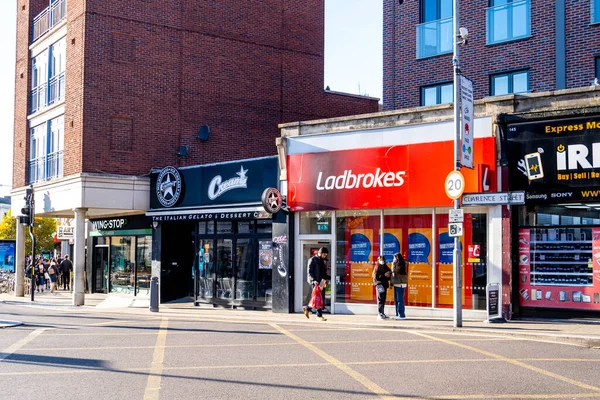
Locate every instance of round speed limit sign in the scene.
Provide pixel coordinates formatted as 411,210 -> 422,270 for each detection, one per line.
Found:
445,171 -> 465,200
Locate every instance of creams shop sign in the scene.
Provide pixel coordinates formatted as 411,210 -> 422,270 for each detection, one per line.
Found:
287,137 -> 496,211
208,166 -> 249,200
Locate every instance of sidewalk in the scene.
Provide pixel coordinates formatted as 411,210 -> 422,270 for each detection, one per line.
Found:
1,292 -> 599,348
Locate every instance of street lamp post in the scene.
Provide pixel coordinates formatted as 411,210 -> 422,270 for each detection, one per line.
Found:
452,0 -> 465,328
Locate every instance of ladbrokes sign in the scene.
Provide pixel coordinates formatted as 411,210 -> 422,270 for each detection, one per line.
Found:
287,138 -> 496,211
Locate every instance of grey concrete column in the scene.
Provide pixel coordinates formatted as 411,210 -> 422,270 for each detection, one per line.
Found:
15,221 -> 26,297
73,208 -> 88,306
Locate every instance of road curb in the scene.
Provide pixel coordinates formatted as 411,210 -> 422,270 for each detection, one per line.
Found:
0,320 -> 23,328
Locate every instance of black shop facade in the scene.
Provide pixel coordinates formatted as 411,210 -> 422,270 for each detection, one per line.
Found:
506,114 -> 600,317
147,156 -> 282,308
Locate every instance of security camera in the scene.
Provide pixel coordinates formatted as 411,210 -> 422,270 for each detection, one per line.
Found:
458,27 -> 469,45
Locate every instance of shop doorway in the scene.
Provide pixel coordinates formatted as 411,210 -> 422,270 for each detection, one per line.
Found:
93,245 -> 109,293
300,240 -> 332,311
161,221 -> 196,303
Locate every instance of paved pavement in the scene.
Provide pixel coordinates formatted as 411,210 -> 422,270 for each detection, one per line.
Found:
1,292 -> 599,348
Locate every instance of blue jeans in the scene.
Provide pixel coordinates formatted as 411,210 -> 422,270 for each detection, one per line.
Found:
394,286 -> 406,318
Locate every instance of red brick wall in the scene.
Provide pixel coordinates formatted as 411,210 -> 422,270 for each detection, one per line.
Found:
384,0 -> 570,110
13,0 -> 378,185
76,0 -> 378,175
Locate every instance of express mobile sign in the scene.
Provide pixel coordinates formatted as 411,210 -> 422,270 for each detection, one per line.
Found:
507,116 -> 600,203
287,137 -> 496,211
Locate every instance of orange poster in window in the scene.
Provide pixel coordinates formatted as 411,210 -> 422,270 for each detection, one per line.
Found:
350,229 -> 374,301
407,228 -> 432,306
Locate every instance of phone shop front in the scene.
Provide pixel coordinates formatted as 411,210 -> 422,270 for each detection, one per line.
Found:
507,115 -> 600,315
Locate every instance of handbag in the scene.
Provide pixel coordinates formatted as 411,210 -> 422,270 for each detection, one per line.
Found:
308,285 -> 323,309
376,283 -> 386,294
44,272 -> 50,280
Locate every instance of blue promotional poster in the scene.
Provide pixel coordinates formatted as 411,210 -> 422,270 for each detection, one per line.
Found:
0,240 -> 16,273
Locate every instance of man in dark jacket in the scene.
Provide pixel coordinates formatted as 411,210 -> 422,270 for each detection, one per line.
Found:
59,255 -> 73,291
303,247 -> 330,321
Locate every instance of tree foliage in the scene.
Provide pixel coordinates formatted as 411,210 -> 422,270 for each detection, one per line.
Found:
0,210 -> 58,255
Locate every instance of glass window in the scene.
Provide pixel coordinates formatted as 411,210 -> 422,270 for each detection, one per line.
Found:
198,221 -> 207,235
256,220 -> 272,234
421,0 -> 452,22
110,236 -> 135,294
238,221 -> 252,234
299,211 -> 333,234
487,0 -> 531,44
421,83 -> 453,106
384,209 -> 433,307
593,0 -> 600,24
257,240 -> 273,302
29,115 -> 64,183
135,235 -> 152,295
334,210 -> 381,305
216,221 -> 233,234
207,221 -> 215,234
595,56 -> 600,80
491,70 -> 529,96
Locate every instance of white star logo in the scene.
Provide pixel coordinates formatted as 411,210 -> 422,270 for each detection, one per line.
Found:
236,166 -> 248,179
268,191 -> 280,209
161,174 -> 174,199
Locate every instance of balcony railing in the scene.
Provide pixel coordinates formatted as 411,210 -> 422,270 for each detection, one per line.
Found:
416,17 -> 453,59
33,0 -> 67,42
47,150 -> 64,180
29,151 -> 63,184
31,83 -> 47,113
486,0 -> 530,45
48,72 -> 65,106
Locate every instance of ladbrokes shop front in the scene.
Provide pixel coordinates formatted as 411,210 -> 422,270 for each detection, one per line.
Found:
278,116 -> 507,318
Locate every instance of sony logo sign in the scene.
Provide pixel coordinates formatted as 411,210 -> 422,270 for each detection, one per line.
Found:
556,143 -> 600,171
316,169 -> 406,191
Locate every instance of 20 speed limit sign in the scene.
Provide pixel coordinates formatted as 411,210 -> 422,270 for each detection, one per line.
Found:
445,171 -> 465,200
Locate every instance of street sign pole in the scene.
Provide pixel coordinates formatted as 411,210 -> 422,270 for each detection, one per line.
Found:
452,0 -> 462,328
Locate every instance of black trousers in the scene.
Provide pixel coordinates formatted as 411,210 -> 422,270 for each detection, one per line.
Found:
63,272 -> 70,290
377,289 -> 387,316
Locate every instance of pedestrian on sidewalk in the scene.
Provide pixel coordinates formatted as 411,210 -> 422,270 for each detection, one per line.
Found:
303,247 -> 329,321
60,255 -> 72,291
48,258 -> 59,293
391,252 -> 408,320
373,255 -> 392,320
36,258 -> 45,293
43,258 -> 51,290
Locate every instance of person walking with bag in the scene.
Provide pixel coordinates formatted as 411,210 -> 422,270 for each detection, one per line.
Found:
391,253 -> 408,320
48,258 -> 59,293
60,255 -> 73,291
303,247 -> 329,321
373,255 -> 392,320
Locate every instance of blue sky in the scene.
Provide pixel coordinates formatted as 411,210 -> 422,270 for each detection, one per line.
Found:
0,0 -> 382,195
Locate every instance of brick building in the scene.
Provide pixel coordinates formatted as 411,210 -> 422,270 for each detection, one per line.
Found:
11,0 -> 378,303
383,0 -> 600,110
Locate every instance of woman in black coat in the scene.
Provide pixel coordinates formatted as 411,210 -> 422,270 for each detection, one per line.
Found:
373,255 -> 392,320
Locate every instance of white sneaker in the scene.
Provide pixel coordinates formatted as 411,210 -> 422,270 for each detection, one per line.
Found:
395,316 -> 406,320
377,314 -> 385,320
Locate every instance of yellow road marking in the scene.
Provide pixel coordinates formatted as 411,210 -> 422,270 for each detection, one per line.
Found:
435,393 -> 600,399
410,331 -> 600,393
0,328 -> 46,361
270,323 -> 395,400
143,318 -> 168,400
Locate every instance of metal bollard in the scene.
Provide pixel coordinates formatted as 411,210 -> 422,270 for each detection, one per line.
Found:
149,276 -> 159,312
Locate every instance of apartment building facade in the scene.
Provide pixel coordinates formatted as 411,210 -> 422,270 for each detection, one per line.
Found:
383,0 -> 600,110
11,0 -> 378,304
